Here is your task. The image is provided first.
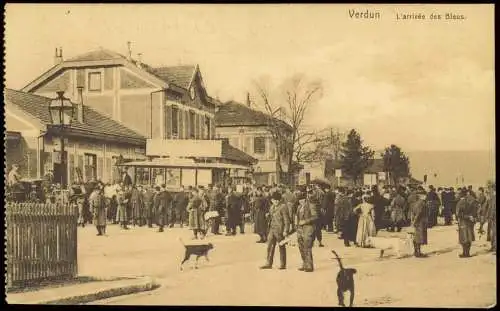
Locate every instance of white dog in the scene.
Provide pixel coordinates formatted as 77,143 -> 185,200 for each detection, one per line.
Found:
365,232 -> 415,259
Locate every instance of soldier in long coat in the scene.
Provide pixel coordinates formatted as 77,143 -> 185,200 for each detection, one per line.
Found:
173,186 -> 189,228
152,186 -> 162,229
226,187 -> 242,236
188,188 -> 207,239
260,191 -> 291,270
130,185 -> 143,227
456,188 -> 476,258
477,187 -> 488,234
322,185 -> 336,232
296,188 -> 318,272
208,185 -> 225,235
388,187 -> 406,232
410,188 -> 429,257
157,185 -> 172,232
116,186 -> 129,229
70,183 -> 87,227
253,188 -> 270,243
426,186 -> 441,228
371,185 -> 390,232
336,187 -> 356,247
89,186 -> 107,236
142,186 -> 154,227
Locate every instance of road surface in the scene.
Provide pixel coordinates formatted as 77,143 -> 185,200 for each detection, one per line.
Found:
76,223 -> 496,307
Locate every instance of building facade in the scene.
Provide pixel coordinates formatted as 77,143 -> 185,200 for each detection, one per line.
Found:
5,88 -> 146,184
215,100 -> 296,185
324,158 -> 389,187
21,48 -> 255,188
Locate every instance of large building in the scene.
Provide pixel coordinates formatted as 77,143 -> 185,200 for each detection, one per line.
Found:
21,48 -> 256,188
215,99 -> 299,185
5,88 -> 146,184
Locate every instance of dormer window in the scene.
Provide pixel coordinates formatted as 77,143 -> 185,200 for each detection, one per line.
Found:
88,72 -> 102,92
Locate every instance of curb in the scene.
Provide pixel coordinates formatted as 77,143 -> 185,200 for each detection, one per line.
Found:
31,277 -> 159,305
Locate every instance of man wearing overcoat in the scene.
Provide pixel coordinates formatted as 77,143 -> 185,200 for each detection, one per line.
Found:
296,187 -> 318,272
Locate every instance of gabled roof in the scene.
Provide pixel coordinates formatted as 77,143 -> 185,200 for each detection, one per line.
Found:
325,158 -> 385,176
23,48 -> 200,93
66,49 -> 126,62
5,88 -> 145,144
149,65 -> 197,90
220,139 -> 258,165
215,100 -> 292,131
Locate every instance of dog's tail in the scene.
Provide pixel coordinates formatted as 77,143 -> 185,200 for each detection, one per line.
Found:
331,250 -> 344,270
178,237 -> 186,246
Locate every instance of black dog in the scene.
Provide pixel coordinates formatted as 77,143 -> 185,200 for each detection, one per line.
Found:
332,250 -> 357,307
179,238 -> 214,270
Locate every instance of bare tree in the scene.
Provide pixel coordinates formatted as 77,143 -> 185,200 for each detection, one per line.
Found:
253,74 -> 323,185
301,127 -> 346,162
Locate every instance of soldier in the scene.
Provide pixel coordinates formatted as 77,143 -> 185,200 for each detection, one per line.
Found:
173,186 -> 189,228
310,185 -> 325,247
410,187 -> 429,258
253,187 -> 270,243
208,184 -> 225,235
116,186 -> 129,230
336,187 -> 355,247
388,186 -> 406,232
260,191 -> 291,270
477,187 -> 488,235
130,185 -> 143,227
225,186 -> 241,236
142,185 -> 155,228
323,185 -> 336,232
296,187 -> 318,272
157,184 -> 171,232
456,188 -> 476,258
89,186 -> 106,236
282,186 -> 297,232
188,187 -> 206,239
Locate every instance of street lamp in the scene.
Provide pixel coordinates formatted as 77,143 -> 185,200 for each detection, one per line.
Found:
49,90 -> 75,189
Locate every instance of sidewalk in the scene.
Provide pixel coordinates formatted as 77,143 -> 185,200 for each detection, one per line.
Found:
6,276 -> 159,305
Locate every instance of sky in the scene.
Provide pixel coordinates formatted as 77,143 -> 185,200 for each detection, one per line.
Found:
4,4 -> 495,152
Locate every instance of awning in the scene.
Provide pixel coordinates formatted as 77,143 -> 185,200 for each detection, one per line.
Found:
118,159 -> 250,170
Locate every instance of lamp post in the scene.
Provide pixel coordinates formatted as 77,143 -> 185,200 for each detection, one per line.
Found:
49,90 -> 75,189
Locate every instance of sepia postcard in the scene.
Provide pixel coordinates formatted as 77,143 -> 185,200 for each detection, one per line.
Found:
3,3 -> 495,307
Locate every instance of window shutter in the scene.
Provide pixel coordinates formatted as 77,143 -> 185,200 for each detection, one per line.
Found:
97,157 -> 103,181
178,108 -> 184,139
69,153 -> 75,183
210,117 -> 215,139
184,110 -> 189,139
165,105 -> 172,139
194,113 -> 199,139
77,154 -> 85,183
199,114 -> 203,139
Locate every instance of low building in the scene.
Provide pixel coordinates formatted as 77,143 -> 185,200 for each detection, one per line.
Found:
324,158 -> 389,187
215,99 -> 299,185
5,88 -> 146,184
297,161 -> 326,185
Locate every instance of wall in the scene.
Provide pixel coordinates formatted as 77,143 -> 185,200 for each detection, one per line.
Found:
120,93 -> 151,137
42,135 -> 146,184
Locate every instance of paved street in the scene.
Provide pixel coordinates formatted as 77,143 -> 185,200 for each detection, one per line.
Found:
77,223 -> 496,307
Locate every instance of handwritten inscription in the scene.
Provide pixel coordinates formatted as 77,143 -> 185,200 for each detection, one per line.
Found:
349,9 -> 381,19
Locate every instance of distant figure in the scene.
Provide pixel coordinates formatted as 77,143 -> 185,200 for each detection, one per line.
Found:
253,187 -> 270,243
456,188 -> 476,258
174,186 -> 189,228
296,187 -> 318,272
121,170 -> 133,187
89,186 -> 107,236
410,188 -> 429,258
353,191 -> 376,248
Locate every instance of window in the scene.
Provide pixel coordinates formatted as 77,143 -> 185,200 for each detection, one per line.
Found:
172,106 -> 179,137
254,137 -> 266,154
205,116 -> 210,140
88,72 -> 102,92
189,111 -> 196,139
269,141 -> 276,159
84,153 -> 97,182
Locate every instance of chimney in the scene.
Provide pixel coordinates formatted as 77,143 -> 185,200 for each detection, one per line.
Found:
76,86 -> 84,123
54,47 -> 63,65
246,92 -> 251,107
137,53 -> 142,68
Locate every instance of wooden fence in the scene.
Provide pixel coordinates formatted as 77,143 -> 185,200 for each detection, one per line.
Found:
5,202 -> 78,288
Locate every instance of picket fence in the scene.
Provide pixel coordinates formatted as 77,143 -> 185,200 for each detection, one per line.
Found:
5,202 -> 78,288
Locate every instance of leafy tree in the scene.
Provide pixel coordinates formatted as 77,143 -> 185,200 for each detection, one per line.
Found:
381,144 -> 410,185
339,129 -> 374,185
